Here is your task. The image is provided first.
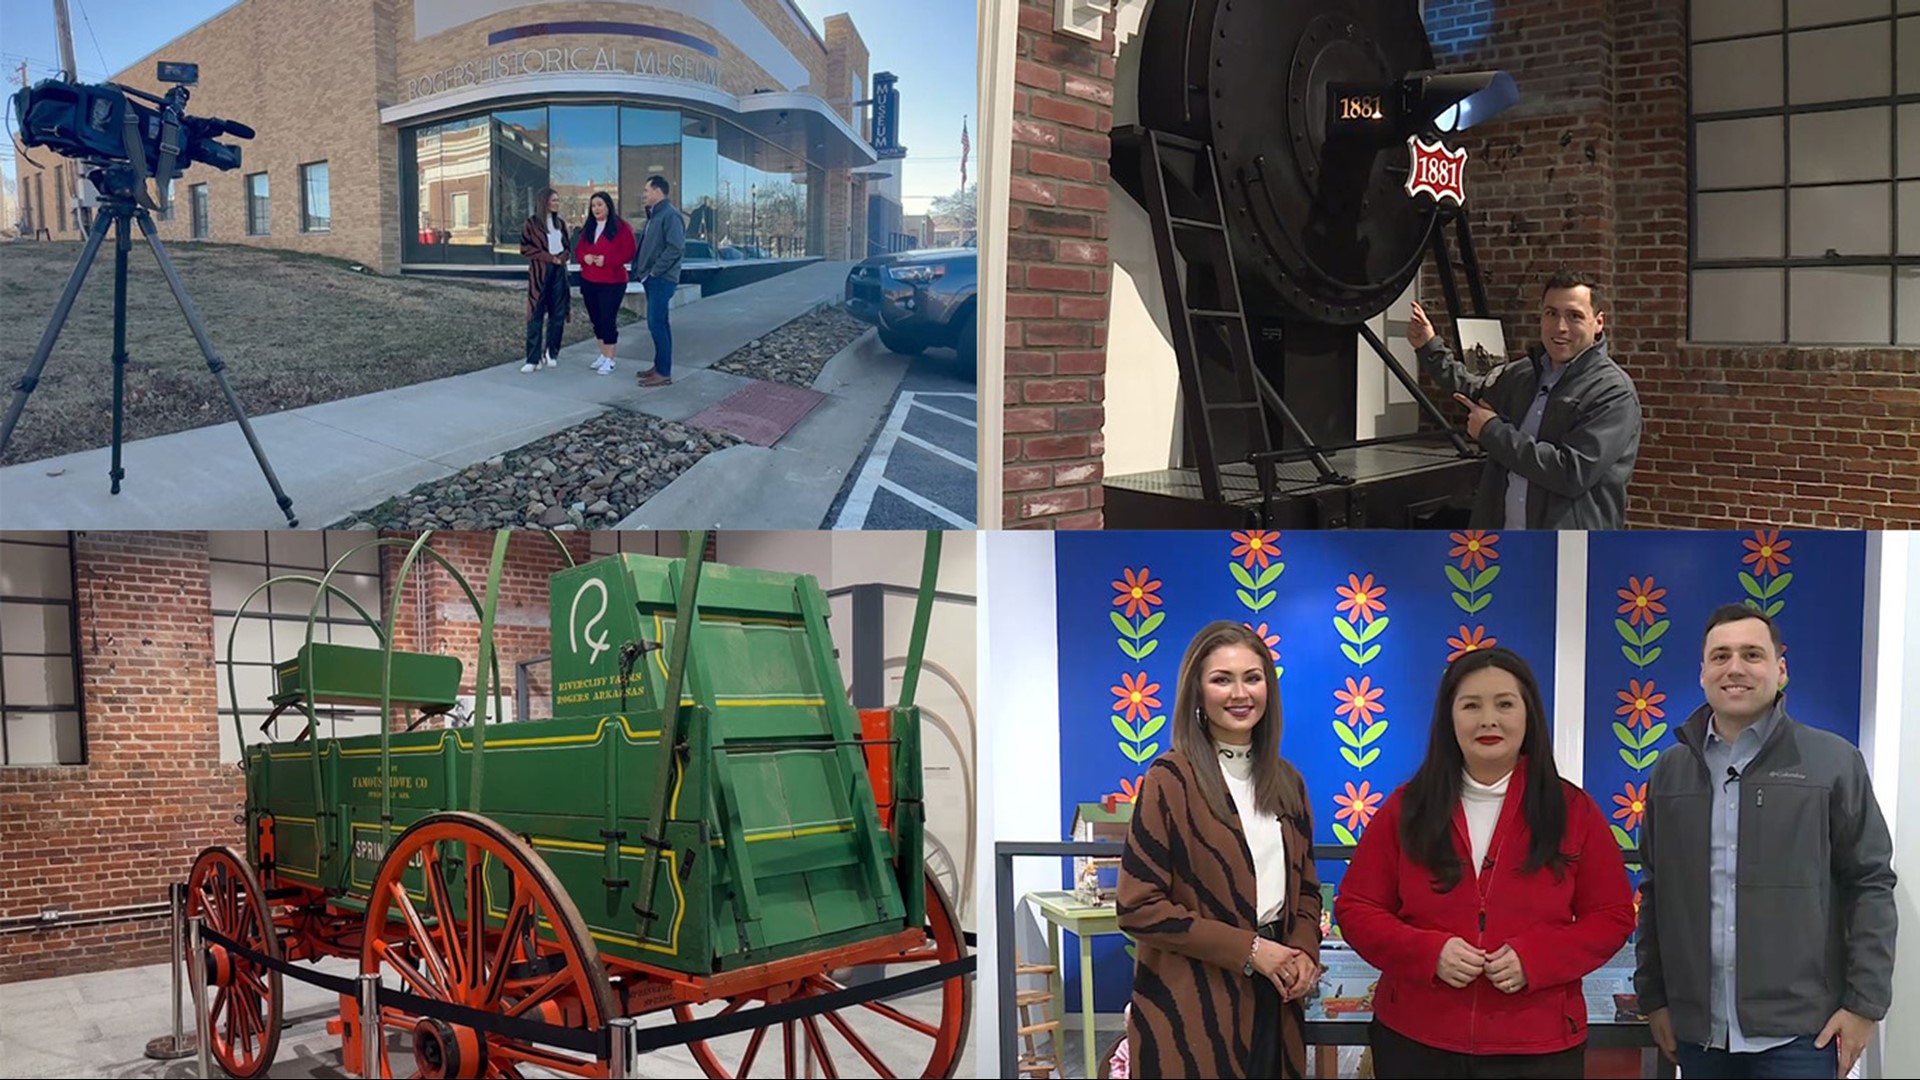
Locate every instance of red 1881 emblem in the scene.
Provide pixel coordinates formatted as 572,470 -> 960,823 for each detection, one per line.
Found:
1405,135 -> 1468,205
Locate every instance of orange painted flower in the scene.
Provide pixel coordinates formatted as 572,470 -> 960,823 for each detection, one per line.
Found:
1612,782 -> 1647,832
1616,576 -> 1668,628
1118,775 -> 1144,803
1335,780 -> 1383,831
1112,567 -> 1164,620
1334,676 -> 1385,728
1336,573 -> 1388,624
1743,530 -> 1793,578
1615,679 -> 1667,730
1232,530 -> 1282,569
1247,622 -> 1281,662
1449,530 -> 1500,573
1112,672 -> 1161,724
1446,624 -> 1496,662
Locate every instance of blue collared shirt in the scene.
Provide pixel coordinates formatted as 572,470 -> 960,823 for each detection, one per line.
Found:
1502,356 -> 1568,530
1700,703 -> 1795,1053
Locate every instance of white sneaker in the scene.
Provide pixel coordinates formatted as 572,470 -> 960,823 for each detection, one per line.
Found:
596,357 -> 615,374
543,352 -> 557,368
520,362 -> 538,373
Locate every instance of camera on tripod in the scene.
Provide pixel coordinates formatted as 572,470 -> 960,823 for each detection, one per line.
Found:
9,61 -> 252,207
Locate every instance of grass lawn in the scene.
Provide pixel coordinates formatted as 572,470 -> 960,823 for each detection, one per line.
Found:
0,241 -> 635,465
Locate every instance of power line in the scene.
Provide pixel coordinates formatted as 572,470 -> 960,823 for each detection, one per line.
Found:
71,0 -> 112,80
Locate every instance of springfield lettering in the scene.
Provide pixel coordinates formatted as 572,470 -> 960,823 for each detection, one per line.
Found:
406,45 -> 723,100
555,671 -> 647,707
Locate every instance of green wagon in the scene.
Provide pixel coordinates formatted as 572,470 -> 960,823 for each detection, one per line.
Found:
181,530 -> 969,1078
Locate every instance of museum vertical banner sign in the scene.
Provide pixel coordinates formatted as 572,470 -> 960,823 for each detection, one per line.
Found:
1053,530 -> 1558,1012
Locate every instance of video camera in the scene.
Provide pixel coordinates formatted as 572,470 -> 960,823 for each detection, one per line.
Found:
9,61 -> 252,206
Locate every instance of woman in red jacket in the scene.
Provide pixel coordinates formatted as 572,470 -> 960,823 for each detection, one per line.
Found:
1334,647 -> 1633,1078
574,190 -> 638,375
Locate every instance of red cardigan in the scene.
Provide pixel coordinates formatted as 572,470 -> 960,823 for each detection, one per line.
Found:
1333,765 -> 1634,1056
575,218 -> 637,285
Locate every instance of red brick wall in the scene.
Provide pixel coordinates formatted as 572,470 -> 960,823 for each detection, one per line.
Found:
0,530 -> 593,984
0,532 -> 235,983
1001,0 -> 1116,529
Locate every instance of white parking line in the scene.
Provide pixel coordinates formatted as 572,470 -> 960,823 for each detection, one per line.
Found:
834,391 -> 978,529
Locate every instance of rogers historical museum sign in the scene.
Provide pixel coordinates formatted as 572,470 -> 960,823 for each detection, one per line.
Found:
406,36 -> 725,101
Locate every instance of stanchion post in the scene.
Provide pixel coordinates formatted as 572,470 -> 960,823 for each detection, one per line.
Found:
608,1017 -> 636,1078
187,914 -> 211,1079
144,881 -> 198,1060
358,972 -> 381,1077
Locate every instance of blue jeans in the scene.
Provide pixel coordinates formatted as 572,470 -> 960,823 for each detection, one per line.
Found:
643,277 -> 676,377
1674,1035 -> 1838,1079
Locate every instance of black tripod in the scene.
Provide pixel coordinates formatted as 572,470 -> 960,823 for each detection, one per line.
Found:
0,164 -> 298,525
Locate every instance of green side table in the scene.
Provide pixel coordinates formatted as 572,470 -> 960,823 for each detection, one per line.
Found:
1027,890 -> 1124,1080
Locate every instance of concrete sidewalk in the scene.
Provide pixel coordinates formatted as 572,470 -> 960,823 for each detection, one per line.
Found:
0,263 -> 854,528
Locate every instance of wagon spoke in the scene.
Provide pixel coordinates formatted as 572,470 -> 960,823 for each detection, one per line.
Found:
373,939 -> 446,1002
801,1015 -> 843,1079
487,1038 -> 602,1076
736,1025 -> 768,1075
466,849 -> 489,995
426,845 -> 466,990
481,879 -> 533,1008
501,966 -> 573,1019
389,880 -> 454,999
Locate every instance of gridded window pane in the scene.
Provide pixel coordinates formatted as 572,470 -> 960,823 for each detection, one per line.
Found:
5,712 -> 82,765
1692,37 -> 1783,114
1789,267 -> 1892,343
1788,24 -> 1891,104
1789,107 -> 1890,184
1693,0 -> 1782,39
1789,184 -> 1891,257
1899,270 -> 1920,343
329,572 -> 382,623
1789,0 -> 1892,27
1900,182 -> 1920,254
0,542 -> 74,599
271,530 -> 326,568
0,600 -> 70,653
1695,117 -> 1784,189
247,173 -> 269,235
301,161 -> 330,232
209,530 -> 267,562
326,533 -> 380,574
2,656 -> 77,707
1902,105 -> 1920,178
1904,0 -> 1920,15
1697,190 -> 1784,258
1691,269 -> 1784,341
1902,19 -> 1920,93
210,560 -> 269,613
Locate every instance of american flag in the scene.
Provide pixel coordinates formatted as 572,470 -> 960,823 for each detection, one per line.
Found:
960,117 -> 970,190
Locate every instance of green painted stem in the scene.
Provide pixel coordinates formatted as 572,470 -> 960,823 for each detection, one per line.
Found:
634,530 -> 709,936
468,531 -> 513,812
897,531 -> 942,711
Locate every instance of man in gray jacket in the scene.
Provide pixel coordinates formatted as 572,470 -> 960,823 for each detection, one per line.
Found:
1408,270 -> 1641,529
634,175 -> 685,387
1635,604 -> 1897,1078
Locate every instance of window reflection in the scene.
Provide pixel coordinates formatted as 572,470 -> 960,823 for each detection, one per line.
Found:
492,107 -> 550,254
621,107 -> 682,222
682,114 -> 719,250
550,105 -> 618,226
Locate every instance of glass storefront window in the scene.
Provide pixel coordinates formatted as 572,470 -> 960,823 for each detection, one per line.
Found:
549,105 -> 618,227
680,114 -> 719,254
407,115 -> 492,264
621,107 -> 682,224
492,107 -> 550,256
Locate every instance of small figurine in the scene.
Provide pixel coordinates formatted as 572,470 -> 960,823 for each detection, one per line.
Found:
1074,860 -> 1103,905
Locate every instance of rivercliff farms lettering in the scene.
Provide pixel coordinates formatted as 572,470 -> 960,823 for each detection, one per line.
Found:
555,671 -> 648,707
406,45 -> 723,100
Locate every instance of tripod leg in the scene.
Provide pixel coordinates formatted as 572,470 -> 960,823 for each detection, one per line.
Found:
0,209 -> 116,460
130,209 -> 300,526
110,213 -> 132,493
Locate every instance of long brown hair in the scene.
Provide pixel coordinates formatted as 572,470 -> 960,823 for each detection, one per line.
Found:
1170,620 -> 1288,823
532,186 -> 562,228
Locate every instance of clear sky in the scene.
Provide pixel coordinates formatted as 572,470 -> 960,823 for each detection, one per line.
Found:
0,0 -> 976,213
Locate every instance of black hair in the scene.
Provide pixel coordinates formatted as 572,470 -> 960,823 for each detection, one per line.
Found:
647,175 -> 671,197
586,190 -> 625,244
1399,647 -> 1568,892
1702,602 -> 1782,656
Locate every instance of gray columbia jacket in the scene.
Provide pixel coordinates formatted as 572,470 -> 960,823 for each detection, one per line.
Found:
1633,700 -> 1897,1045
634,199 -> 685,285
1416,335 -> 1641,529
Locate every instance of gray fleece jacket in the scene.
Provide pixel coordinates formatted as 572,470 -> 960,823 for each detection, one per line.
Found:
1633,700 -> 1897,1045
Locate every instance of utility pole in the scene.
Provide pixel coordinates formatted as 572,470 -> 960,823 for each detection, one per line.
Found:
53,0 -> 78,82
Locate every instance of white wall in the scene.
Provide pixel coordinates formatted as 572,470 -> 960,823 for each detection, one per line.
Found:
1871,533 -> 1918,1079
974,529 -> 1063,1068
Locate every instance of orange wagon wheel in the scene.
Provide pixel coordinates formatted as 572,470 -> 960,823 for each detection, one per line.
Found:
674,875 -> 973,1079
185,846 -> 285,1079
358,811 -> 617,1079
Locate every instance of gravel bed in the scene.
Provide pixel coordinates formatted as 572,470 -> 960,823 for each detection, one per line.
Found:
709,305 -> 872,387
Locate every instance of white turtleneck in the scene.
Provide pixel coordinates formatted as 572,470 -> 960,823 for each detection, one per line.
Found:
1461,767 -> 1512,874
1219,743 -> 1287,926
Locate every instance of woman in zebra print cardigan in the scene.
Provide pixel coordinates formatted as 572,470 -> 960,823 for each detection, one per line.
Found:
1118,620 -> 1324,1078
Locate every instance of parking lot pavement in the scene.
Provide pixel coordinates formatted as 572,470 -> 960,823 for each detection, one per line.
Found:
827,349 -> 977,529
